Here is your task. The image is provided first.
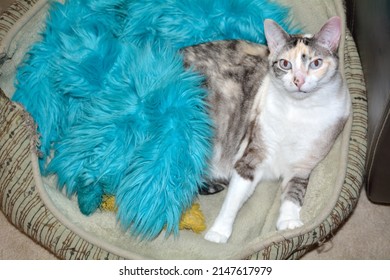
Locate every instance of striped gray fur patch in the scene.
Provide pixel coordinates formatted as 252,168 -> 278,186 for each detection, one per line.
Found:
234,121 -> 266,181
284,177 -> 309,206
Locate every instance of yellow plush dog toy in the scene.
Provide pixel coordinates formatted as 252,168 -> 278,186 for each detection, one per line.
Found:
100,195 -> 206,233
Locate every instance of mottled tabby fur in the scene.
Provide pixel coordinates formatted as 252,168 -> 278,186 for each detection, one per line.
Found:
182,17 -> 351,243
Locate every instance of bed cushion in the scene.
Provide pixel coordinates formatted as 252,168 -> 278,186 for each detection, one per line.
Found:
0,0 -> 367,259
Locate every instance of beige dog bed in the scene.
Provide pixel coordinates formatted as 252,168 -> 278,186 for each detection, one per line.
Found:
0,0 -> 367,259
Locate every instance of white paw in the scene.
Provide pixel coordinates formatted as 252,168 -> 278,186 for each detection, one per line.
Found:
204,229 -> 230,243
276,219 -> 303,231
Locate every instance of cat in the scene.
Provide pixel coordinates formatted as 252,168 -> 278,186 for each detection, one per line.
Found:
181,16 -> 351,243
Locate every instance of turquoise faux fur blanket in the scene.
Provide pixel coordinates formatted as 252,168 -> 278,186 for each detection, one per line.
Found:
13,0 -> 292,239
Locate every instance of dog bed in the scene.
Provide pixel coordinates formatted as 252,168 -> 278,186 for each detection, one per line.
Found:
0,0 -> 367,259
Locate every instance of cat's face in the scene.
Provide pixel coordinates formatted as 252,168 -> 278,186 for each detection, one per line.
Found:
264,17 -> 341,99
272,35 -> 338,95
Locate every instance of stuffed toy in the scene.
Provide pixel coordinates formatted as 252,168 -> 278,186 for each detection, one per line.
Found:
13,0 -> 293,240
100,195 -> 206,233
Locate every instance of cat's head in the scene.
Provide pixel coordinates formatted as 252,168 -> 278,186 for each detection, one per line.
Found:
264,17 -> 341,98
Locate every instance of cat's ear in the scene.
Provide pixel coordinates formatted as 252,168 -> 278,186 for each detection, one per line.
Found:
264,19 -> 289,54
314,16 -> 342,52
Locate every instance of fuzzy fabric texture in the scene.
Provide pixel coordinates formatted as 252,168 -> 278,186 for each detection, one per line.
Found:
12,0 -> 292,239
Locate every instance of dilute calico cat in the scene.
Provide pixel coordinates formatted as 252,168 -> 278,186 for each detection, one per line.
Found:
182,16 -> 351,243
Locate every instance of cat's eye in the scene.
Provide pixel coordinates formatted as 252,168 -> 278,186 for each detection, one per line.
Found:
309,59 -> 323,69
278,59 -> 292,70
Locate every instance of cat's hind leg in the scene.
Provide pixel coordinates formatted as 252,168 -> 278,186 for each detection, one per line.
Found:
276,177 -> 308,230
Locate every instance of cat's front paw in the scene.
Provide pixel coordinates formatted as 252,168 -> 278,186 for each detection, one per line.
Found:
276,219 -> 303,231
204,229 -> 230,243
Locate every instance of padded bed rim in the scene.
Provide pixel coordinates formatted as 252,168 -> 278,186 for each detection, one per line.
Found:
0,0 -> 368,259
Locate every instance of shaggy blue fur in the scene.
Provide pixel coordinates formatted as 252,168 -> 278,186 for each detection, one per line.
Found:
13,0 -> 294,239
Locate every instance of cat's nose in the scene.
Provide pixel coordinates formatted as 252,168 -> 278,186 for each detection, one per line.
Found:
293,74 -> 305,89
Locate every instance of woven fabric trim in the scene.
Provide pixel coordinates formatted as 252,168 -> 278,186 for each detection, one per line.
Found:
0,0 -> 47,58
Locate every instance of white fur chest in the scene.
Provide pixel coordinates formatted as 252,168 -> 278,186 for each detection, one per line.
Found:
256,74 -> 350,179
